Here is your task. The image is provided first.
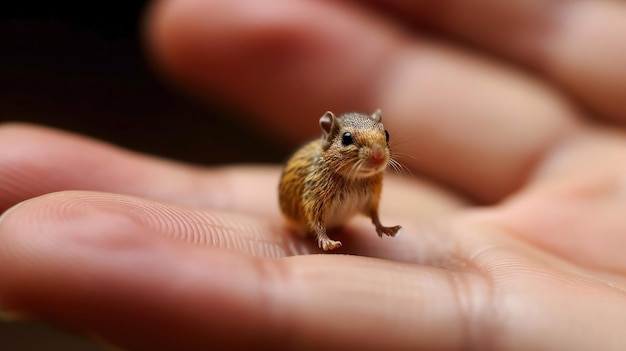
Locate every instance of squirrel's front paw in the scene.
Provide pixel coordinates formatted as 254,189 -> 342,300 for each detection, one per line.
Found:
376,225 -> 402,238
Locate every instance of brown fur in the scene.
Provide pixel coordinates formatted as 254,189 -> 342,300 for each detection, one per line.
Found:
278,110 -> 401,251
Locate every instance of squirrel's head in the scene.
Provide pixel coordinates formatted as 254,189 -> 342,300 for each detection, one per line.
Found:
319,109 -> 390,179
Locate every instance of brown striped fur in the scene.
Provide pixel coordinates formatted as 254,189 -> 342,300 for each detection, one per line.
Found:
278,110 -> 401,251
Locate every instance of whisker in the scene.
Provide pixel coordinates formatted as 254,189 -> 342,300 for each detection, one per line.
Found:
391,150 -> 418,162
388,159 -> 400,174
335,158 -> 353,174
387,157 -> 413,176
349,159 -> 363,180
334,156 -> 360,180
389,139 -> 413,147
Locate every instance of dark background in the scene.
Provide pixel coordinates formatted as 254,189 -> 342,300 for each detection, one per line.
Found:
0,1 -> 286,165
1,2 -> 286,350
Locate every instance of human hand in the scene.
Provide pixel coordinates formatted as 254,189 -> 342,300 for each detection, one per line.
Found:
2,0 -> 626,350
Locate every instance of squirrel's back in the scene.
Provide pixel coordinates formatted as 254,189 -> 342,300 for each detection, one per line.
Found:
278,139 -> 321,225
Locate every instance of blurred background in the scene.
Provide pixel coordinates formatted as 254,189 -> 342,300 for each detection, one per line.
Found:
1,1 -> 285,349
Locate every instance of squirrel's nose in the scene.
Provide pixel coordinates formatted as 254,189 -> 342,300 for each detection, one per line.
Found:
371,145 -> 385,162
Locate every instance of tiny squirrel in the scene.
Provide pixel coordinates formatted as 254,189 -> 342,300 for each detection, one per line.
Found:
278,109 -> 402,251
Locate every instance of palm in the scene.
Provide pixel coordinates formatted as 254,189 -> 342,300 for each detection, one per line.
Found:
2,0 -> 626,350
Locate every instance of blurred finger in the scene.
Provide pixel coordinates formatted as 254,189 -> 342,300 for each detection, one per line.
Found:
148,0 -> 581,202
0,123 -> 205,211
377,0 -> 626,121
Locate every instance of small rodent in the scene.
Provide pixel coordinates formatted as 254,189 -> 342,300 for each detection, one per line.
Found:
278,109 -> 402,251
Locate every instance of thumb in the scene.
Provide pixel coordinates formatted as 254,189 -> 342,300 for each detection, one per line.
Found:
0,192 -> 470,351
0,192 -> 291,350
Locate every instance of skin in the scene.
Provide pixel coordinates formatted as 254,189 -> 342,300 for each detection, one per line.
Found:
1,0 -> 626,350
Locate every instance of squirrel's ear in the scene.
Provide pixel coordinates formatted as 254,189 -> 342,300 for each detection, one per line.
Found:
371,109 -> 382,122
320,111 -> 338,149
319,111 -> 335,135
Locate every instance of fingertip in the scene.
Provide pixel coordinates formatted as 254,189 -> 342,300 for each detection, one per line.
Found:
146,0 -> 404,137
0,191 -> 293,350
0,124 -> 144,212
0,122 -> 240,211
0,192 -> 156,319
147,0 -> 311,85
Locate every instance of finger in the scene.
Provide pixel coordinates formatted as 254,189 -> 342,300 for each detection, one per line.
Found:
0,123 -> 207,211
0,190 -> 471,265
148,0 -> 581,202
0,123 -> 463,216
0,122 -> 286,213
0,198 -> 485,350
376,0 -> 626,122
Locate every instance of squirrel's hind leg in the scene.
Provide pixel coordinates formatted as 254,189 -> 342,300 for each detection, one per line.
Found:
311,222 -> 342,251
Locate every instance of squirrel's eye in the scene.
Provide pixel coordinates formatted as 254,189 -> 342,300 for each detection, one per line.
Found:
385,130 -> 390,143
341,132 -> 353,146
